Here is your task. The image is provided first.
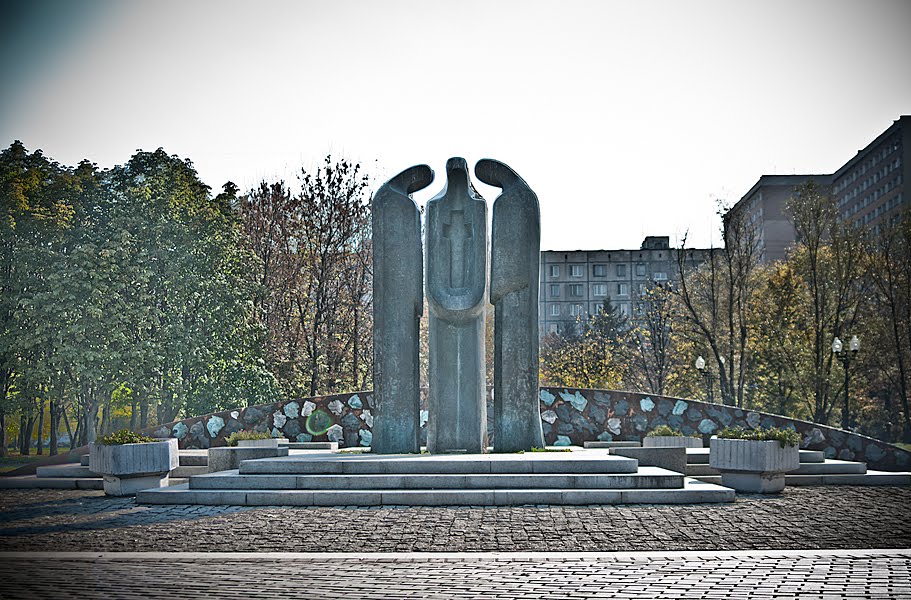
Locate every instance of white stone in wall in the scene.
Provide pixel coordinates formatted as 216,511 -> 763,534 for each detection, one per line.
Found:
272,411 -> 287,429
328,400 -> 344,415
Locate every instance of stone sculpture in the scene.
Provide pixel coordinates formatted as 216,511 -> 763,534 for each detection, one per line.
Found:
370,164 -> 433,454
425,157 -> 488,453
479,158 -> 545,452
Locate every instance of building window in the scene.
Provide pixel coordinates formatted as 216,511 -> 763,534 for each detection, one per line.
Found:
592,264 -> 607,277
653,272 -> 667,281
547,323 -> 558,335
616,264 -> 627,277
550,304 -> 560,316
549,284 -> 560,297
635,264 -> 646,276
639,283 -> 647,296
570,264 -> 584,277
568,284 -> 583,297
570,304 -> 584,316
619,303 -> 630,317
617,283 -> 629,296
549,265 -> 559,278
592,283 -> 607,297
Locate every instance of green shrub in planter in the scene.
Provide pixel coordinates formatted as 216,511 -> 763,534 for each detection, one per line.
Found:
98,430 -> 156,445
644,425 -> 703,448
646,425 -> 683,437
225,431 -> 273,447
716,426 -> 801,448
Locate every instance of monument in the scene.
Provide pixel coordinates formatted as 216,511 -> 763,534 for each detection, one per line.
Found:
370,156 -> 544,454
370,164 -> 433,454
425,157 -> 488,453
480,159 -> 546,452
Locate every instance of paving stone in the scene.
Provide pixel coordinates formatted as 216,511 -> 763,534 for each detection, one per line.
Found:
0,487 -> 909,553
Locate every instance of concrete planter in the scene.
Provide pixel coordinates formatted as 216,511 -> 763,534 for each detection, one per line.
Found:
236,438 -> 280,449
208,446 -> 289,472
89,438 -> 179,496
710,437 -> 800,493
643,435 -> 703,448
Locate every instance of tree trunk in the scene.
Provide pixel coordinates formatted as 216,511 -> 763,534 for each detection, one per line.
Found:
19,413 -> 36,456
0,410 -> 6,458
130,393 -> 138,430
62,405 -> 74,451
36,398 -> 45,455
49,399 -> 59,456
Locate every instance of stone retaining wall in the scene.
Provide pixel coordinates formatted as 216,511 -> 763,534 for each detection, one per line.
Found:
144,387 -> 911,472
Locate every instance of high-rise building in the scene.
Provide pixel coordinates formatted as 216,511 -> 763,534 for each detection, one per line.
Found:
832,115 -> 909,235
538,236 -> 715,337
726,116 -> 909,261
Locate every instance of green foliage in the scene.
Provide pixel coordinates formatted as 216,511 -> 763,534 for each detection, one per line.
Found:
716,426 -> 801,448
97,429 -> 156,445
646,425 -> 683,437
225,430 -> 273,446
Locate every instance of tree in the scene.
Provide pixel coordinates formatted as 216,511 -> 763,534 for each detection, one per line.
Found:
675,203 -> 762,407
540,300 -> 626,389
240,156 -> 372,397
629,283 -> 680,396
785,180 -> 868,424
866,211 -> 911,439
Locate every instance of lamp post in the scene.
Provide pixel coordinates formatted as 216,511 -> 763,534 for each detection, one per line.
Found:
832,335 -> 860,430
695,355 -> 713,403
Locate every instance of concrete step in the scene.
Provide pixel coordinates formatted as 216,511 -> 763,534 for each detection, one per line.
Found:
178,450 -> 209,467
583,441 -> 641,449
0,475 -> 104,490
686,448 -> 825,464
686,464 -> 719,476
688,458 -> 867,477
171,465 -> 208,478
794,460 -> 866,475
35,464 -> 96,478
785,471 -> 911,486
238,453 -> 640,476
281,442 -> 339,451
188,467 -> 684,491
139,478 -> 734,506
693,470 -> 911,486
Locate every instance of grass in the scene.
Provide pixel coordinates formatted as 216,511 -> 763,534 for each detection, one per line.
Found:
0,450 -> 72,473
895,442 -> 911,452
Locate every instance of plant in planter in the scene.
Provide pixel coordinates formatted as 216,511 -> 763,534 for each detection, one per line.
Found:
643,425 -> 703,448
208,431 -> 289,473
226,431 -> 279,448
710,426 -> 801,493
89,429 -> 178,496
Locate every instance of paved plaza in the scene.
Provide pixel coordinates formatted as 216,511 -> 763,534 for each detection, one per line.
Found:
1,486 -> 910,598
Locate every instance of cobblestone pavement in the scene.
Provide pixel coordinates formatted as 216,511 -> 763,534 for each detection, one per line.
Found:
0,486 -> 909,553
0,550 -> 909,599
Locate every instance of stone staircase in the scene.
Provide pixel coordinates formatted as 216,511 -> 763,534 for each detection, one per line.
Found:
0,450 -> 209,490
685,448 -> 911,486
138,450 -> 736,506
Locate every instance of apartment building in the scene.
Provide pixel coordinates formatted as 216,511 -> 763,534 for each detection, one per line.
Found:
726,115 -> 909,261
538,236 -> 714,336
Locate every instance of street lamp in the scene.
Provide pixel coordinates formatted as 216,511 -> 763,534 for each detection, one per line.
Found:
695,355 -> 713,403
832,335 -> 860,430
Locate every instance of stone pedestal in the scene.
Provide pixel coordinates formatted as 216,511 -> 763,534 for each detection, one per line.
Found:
102,473 -> 170,496
710,437 -> 800,493
371,165 -> 431,454
481,158 -> 545,453
425,158 -> 488,454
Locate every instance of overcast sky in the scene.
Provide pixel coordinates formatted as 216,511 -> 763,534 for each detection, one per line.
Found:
2,0 -> 909,250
